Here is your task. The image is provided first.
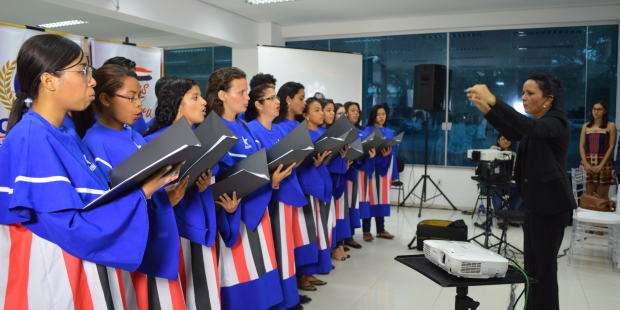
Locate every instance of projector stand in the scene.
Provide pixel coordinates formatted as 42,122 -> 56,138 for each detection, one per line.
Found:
456,287 -> 480,310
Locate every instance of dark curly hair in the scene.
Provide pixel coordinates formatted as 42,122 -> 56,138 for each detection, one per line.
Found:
205,67 -> 246,116
249,73 -> 276,89
245,83 -> 274,122
145,77 -> 198,136
368,103 -> 389,127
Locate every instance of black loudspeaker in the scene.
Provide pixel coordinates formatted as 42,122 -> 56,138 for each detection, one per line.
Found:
414,64 -> 446,111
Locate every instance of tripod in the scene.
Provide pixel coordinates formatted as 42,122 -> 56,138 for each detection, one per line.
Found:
469,180 -> 522,255
399,116 -> 457,218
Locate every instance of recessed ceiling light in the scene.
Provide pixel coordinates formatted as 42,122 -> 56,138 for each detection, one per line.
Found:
38,20 -> 88,29
247,0 -> 298,5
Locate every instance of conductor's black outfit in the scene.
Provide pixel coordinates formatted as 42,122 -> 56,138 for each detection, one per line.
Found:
485,99 -> 576,310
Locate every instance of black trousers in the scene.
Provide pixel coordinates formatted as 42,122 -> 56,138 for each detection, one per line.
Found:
522,209 -> 571,310
362,217 -> 385,233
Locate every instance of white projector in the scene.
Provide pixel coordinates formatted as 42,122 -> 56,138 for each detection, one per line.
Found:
467,149 -> 513,162
423,240 -> 509,279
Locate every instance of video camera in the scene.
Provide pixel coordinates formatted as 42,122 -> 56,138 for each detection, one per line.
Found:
467,149 -> 514,184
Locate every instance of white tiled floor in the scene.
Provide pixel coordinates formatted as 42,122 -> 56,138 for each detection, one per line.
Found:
301,206 -> 620,310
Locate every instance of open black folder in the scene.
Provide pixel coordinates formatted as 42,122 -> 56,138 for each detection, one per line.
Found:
346,138 -> 364,161
179,112 -> 238,189
211,148 -> 271,199
362,127 -> 386,153
377,131 -> 404,149
267,120 -> 314,171
84,118 -> 202,209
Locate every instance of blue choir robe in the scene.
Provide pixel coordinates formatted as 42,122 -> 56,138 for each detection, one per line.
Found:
0,110 -> 152,273
272,120 -> 319,271
83,122 -> 181,279
217,117 -> 282,310
248,119 -> 306,309
365,125 -> 400,218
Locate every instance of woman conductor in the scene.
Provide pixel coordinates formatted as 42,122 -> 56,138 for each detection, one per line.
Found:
466,74 -> 575,310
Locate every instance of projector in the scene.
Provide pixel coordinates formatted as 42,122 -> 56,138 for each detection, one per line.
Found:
423,240 -> 509,279
467,149 -> 513,162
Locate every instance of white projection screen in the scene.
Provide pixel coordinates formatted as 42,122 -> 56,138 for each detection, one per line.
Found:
257,46 -> 362,104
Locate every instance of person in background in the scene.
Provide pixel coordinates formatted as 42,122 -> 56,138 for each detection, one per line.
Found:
343,101 -> 376,245
362,104 -> 397,241
580,100 -> 617,200
467,74 -> 575,310
489,134 -> 523,228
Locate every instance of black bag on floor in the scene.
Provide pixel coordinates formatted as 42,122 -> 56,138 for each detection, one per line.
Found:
412,219 -> 468,250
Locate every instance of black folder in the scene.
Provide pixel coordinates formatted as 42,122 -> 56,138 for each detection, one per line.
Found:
317,117 -> 359,144
362,127 -> 385,153
378,131 -> 404,149
179,112 -> 238,188
314,129 -> 352,154
84,118 -> 202,209
346,139 -> 364,161
267,120 -> 314,171
211,148 -> 271,199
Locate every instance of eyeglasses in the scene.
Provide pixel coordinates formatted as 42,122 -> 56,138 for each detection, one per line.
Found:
259,95 -> 277,102
114,93 -> 145,103
56,65 -> 94,81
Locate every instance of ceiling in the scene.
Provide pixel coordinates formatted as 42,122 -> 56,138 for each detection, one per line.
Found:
0,0 -> 205,48
0,0 -> 618,49
200,0 -> 620,25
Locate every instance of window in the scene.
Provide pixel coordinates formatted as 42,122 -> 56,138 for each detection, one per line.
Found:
287,25 -> 618,168
164,46 -> 232,94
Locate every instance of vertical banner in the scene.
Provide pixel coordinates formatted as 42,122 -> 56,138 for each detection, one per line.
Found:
89,39 -> 163,124
0,22 -> 84,144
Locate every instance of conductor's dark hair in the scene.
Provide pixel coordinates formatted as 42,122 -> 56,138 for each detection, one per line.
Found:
275,81 -> 304,123
527,73 -> 562,107
145,78 -> 198,136
205,67 -> 246,117
250,73 -> 276,89
7,34 -> 84,133
103,56 -> 136,71
245,83 -> 274,122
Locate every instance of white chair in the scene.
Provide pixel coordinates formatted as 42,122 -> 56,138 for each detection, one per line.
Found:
568,207 -> 620,268
571,167 -> 585,203
568,167 -> 620,268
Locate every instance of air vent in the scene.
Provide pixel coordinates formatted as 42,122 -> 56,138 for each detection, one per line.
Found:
460,262 -> 481,274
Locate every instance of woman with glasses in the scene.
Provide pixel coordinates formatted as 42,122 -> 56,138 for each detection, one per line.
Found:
0,34 -> 182,308
82,65 -> 197,309
245,82 -> 306,310
579,100 -> 617,200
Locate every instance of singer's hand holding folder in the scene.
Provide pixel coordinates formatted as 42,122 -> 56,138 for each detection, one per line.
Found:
179,112 -> 238,189
211,148 -> 271,199
267,120 -> 314,171
346,139 -> 364,161
378,131 -> 404,150
362,127 -> 386,153
85,118 -> 202,209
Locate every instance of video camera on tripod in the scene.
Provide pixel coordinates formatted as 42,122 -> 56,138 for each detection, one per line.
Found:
467,149 -> 514,184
